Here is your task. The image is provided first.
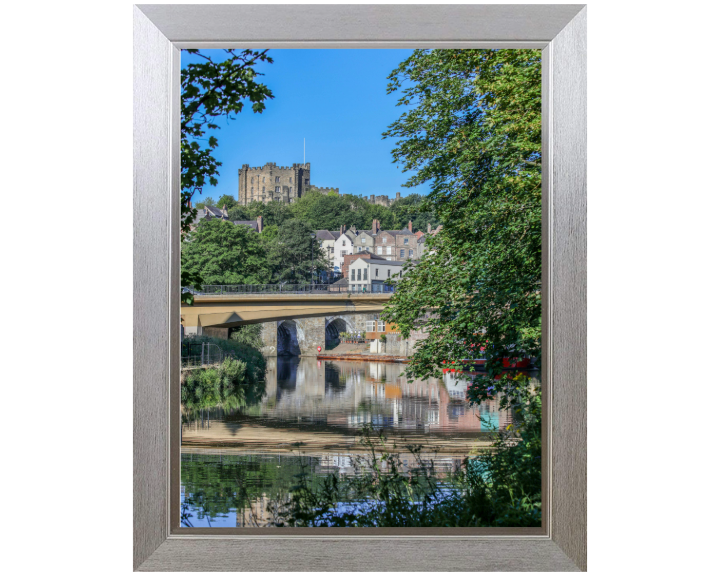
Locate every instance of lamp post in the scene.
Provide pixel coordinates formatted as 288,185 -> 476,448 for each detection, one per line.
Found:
310,233 -> 316,287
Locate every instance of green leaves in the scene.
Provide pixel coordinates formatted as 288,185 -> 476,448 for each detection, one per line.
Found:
381,49 -> 542,382
180,49 -> 275,296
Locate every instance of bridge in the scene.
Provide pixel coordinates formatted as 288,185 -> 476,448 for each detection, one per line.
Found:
181,284 -> 394,357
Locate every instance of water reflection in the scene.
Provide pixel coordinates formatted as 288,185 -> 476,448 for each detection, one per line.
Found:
181,357 -> 538,526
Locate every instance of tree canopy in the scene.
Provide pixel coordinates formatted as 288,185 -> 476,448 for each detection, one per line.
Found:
180,49 -> 274,302
181,219 -> 271,285
381,49 -> 542,386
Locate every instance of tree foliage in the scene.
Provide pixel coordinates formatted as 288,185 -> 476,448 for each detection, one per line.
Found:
381,49 -> 542,383
181,219 -> 271,285
180,49 -> 274,302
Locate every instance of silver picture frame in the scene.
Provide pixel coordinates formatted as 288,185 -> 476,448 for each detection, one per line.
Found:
134,4 -> 587,571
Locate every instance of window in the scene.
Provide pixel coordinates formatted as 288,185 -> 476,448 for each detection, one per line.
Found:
289,177 -> 292,184
386,247 -> 391,255
262,176 -> 265,182
251,177 -> 254,184
376,247 -> 381,254
329,247 -> 334,255
275,186 -> 280,193
341,250 -> 347,257
366,320 -> 376,332
404,238 -> 409,245
361,238 -> 366,244
382,237 -> 387,243
305,179 -> 309,185
377,316 -> 385,332
342,240 -> 346,246
275,176 -> 280,182
400,249 -> 405,258
351,269 -> 356,281
262,187 -> 265,193
409,249 -> 414,258
363,268 -> 367,280
251,187 -> 254,193
387,269 -> 391,278
375,268 -> 379,277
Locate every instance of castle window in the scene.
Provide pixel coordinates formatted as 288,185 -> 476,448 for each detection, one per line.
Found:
275,176 -> 280,182
404,238 -> 409,245
275,187 -> 280,192
251,187 -> 253,193
289,178 -> 292,184
262,177 -> 265,182
400,249 -> 405,258
251,177 -> 254,184
262,187 -> 265,193
305,179 -> 309,185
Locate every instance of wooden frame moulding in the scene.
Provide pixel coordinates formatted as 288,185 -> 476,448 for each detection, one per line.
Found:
134,4 -> 587,571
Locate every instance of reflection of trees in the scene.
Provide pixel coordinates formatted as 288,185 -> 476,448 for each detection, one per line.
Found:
181,453 -> 327,527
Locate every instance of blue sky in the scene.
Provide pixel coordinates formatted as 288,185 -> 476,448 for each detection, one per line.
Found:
182,49 -> 431,203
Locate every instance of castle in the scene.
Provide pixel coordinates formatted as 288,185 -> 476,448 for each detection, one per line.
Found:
237,161 -> 401,206
237,162 -> 338,205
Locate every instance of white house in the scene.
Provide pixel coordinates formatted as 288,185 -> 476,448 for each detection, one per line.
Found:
347,258 -> 405,292
333,232 -> 355,274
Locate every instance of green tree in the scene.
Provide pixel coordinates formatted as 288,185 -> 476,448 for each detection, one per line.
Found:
216,194 -> 237,209
227,204 -> 252,221
181,219 -> 271,285
389,193 -> 439,233
195,196 -> 216,209
181,49 -> 274,302
267,219 -> 330,283
381,49 -> 542,384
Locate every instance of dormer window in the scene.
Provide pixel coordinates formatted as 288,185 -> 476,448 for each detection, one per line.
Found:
382,237 -> 387,243
361,238 -> 366,244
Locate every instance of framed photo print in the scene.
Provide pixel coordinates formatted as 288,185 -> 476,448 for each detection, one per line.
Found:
134,4 -> 586,571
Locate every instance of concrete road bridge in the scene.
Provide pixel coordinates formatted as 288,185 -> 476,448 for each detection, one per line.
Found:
181,284 -> 394,357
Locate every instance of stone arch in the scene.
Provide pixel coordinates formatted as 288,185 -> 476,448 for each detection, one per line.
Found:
277,320 -> 301,356
325,315 -> 357,346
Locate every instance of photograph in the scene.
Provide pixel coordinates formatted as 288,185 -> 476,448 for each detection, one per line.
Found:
178,48 -> 542,529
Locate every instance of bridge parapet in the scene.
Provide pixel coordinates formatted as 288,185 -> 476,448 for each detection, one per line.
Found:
186,283 -> 396,296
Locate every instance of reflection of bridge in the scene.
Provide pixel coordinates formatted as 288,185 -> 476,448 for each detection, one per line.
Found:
181,286 -> 393,356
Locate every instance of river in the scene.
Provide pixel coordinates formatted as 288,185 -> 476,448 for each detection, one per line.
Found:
180,356 -> 521,527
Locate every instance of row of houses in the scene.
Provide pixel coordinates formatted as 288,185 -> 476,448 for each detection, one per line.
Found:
190,205 -> 441,291
316,219 -> 441,275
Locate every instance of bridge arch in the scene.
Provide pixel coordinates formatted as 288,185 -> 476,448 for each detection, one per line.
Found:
277,320 -> 301,356
325,315 -> 358,346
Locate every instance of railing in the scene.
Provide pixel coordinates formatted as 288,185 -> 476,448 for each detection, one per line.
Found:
186,283 -> 397,295
181,341 -> 234,368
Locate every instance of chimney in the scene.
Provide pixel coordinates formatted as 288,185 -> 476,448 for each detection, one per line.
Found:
408,220 -> 413,232
222,204 -> 228,217
257,215 -> 263,233
427,223 -> 432,233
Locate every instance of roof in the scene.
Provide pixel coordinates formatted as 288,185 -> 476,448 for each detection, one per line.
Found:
417,235 -> 426,243
315,230 -> 337,241
351,258 -> 405,267
234,220 -> 259,231
332,277 -> 349,286
204,205 -> 225,217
